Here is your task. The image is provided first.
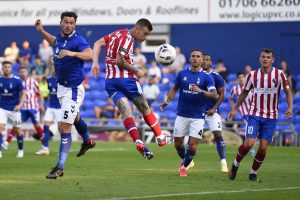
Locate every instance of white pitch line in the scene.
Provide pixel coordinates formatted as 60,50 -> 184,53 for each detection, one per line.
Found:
97,186 -> 300,200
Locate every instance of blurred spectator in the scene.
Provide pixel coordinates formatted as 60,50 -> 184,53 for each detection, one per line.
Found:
214,60 -> 227,81
133,47 -> 147,84
19,56 -> 31,72
38,39 -> 54,64
162,46 -> 186,74
148,60 -> 161,83
280,60 -> 295,93
143,76 -> 160,106
3,41 -> 19,63
29,55 -> 46,80
39,76 -> 50,104
82,75 -> 90,90
94,98 -> 116,119
18,40 -> 32,64
244,65 -> 252,76
133,47 -> 147,69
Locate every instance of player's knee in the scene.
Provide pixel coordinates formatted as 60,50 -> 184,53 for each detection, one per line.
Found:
213,131 -> 222,139
0,124 -> 4,132
59,122 -> 72,133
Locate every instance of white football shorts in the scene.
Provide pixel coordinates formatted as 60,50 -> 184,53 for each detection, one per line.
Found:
57,84 -> 84,124
205,112 -> 223,132
44,107 -> 61,122
0,108 -> 21,128
173,115 -> 204,139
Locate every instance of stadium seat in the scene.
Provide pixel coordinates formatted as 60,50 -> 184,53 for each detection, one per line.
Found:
227,73 -> 237,82
294,115 -> 300,123
158,83 -> 171,92
278,103 -> 288,112
294,95 -> 300,104
219,103 -> 231,113
233,112 -> 243,121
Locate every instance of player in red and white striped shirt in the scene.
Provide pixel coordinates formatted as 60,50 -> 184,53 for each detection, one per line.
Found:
229,72 -> 253,119
228,48 -> 293,181
91,18 -> 167,160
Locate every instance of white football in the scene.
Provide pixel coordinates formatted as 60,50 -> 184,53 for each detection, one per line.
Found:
155,44 -> 176,66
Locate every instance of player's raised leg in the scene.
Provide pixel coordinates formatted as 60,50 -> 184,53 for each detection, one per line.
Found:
116,97 -> 153,160
133,96 -> 166,147
75,114 -> 96,157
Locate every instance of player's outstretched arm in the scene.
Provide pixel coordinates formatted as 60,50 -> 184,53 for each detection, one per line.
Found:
284,86 -> 293,118
228,89 -> 249,121
35,19 -> 56,46
59,48 -> 93,61
160,86 -> 178,111
91,37 -> 106,77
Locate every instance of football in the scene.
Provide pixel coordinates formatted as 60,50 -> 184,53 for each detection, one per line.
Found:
154,44 -> 176,66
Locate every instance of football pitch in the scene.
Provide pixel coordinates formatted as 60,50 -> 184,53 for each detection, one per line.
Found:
0,141 -> 299,200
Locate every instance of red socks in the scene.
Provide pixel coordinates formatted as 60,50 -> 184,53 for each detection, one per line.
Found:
6,129 -> 16,143
236,144 -> 249,163
34,125 -> 43,138
123,117 -> 140,142
251,150 -> 266,171
143,111 -> 161,137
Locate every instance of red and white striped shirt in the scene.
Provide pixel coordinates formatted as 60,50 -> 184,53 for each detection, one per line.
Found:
244,67 -> 289,119
104,29 -> 135,79
230,84 -> 253,117
22,78 -> 40,111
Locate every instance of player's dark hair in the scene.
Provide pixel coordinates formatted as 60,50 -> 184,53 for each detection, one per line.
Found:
61,11 -> 78,22
190,49 -> 202,54
18,66 -> 27,71
136,18 -> 153,31
2,61 -> 12,66
237,71 -> 246,77
261,48 -> 274,57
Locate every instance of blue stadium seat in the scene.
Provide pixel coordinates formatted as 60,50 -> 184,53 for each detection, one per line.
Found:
219,103 -> 231,113
294,124 -> 300,133
165,111 -> 177,120
158,83 -> 171,92
294,95 -> 300,104
278,103 -> 288,112
294,115 -> 300,123
227,73 -> 237,82
80,110 -> 95,118
233,112 -> 243,121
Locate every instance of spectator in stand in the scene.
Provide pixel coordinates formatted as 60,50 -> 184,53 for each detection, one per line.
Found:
133,47 -> 147,69
244,65 -> 252,76
3,41 -> 19,63
133,47 -> 147,84
38,39 -> 54,64
148,60 -> 161,83
94,98 -> 117,125
29,55 -> 47,81
280,60 -> 295,93
143,75 -> 160,106
214,60 -> 227,81
18,40 -> 32,63
162,46 -> 186,74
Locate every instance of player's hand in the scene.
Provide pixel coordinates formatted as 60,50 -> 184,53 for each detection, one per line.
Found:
90,64 -> 100,77
135,69 -> 144,79
160,102 -> 168,111
207,109 -> 216,116
35,19 -> 44,32
227,109 -> 236,121
14,104 -> 22,112
59,50 -> 75,58
285,108 -> 293,119
189,84 -> 201,93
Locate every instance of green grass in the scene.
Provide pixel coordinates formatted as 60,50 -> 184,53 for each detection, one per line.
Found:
0,141 -> 299,200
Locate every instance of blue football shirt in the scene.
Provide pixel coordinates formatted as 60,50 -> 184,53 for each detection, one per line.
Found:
47,76 -> 61,109
53,31 -> 90,87
206,71 -> 225,111
175,68 -> 216,119
0,75 -> 23,111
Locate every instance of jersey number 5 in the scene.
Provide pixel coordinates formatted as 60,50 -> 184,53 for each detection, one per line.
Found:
64,111 -> 69,119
